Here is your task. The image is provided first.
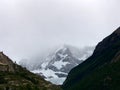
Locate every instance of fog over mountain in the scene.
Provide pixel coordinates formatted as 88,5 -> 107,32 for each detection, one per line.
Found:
19,45 -> 94,85
19,45 -> 94,69
0,0 -> 120,62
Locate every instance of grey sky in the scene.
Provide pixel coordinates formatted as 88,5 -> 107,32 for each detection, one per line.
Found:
0,0 -> 120,62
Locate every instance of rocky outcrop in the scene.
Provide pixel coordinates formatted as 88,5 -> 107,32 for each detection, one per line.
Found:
0,52 -> 14,72
0,63 -> 8,72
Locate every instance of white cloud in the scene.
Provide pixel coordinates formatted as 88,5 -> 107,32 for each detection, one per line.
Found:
0,0 -> 120,61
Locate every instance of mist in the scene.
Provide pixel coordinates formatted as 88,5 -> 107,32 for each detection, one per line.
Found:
0,0 -> 120,62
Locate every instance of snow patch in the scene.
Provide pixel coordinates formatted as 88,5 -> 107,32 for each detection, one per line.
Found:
53,60 -> 70,70
32,69 -> 58,78
32,69 -> 67,85
58,53 -> 68,58
41,62 -> 48,69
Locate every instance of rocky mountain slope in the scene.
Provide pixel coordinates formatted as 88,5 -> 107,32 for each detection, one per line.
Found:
62,27 -> 120,90
0,52 -> 61,90
20,45 -> 94,85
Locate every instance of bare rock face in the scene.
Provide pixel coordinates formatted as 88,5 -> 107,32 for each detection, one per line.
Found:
0,52 -> 14,72
0,63 -> 8,72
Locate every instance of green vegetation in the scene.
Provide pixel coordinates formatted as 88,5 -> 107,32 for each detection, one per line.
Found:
0,55 -> 62,90
0,65 -> 62,90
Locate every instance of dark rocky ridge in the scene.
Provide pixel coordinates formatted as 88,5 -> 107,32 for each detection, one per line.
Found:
62,27 -> 120,90
93,27 -> 120,55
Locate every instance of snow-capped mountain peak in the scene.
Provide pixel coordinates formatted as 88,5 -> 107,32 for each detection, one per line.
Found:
20,45 -> 94,85
31,45 -> 84,85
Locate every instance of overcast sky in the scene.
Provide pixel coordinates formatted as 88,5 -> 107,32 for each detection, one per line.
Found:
0,0 -> 120,62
